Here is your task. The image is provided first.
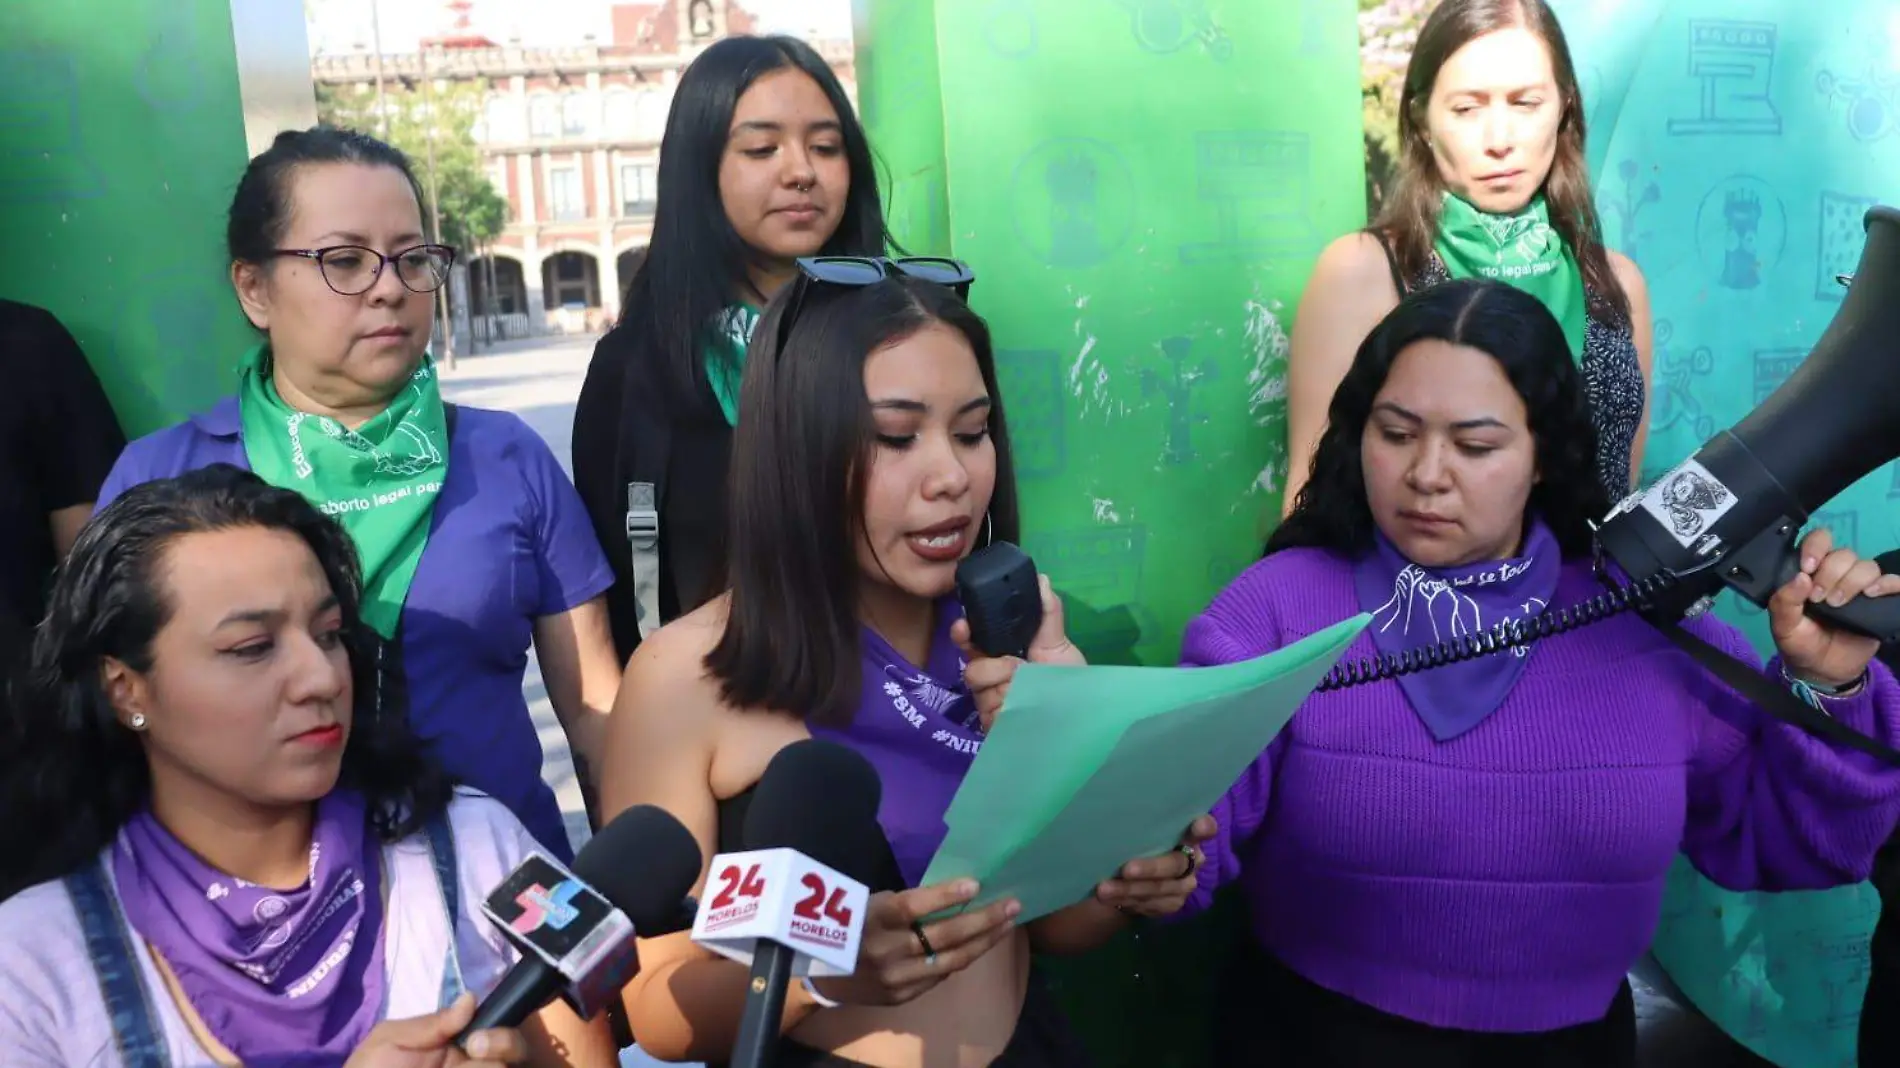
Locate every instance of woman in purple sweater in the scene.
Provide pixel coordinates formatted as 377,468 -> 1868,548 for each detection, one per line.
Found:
1180,278 -> 1900,1067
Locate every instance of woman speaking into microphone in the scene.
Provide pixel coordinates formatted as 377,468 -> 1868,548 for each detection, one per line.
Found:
597,257 -> 1213,1067
1173,279 -> 1900,1068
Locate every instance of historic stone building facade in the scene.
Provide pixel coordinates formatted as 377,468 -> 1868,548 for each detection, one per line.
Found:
311,0 -> 855,342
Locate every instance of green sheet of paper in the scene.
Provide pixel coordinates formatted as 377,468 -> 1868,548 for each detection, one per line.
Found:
922,613 -> 1371,922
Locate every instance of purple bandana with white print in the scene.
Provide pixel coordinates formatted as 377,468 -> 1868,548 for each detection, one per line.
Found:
1352,519 -> 1561,740
111,790 -> 386,1064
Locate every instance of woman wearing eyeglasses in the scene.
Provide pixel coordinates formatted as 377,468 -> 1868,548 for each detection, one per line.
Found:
93,127 -> 619,864
571,35 -> 893,666
597,259 -> 1213,1068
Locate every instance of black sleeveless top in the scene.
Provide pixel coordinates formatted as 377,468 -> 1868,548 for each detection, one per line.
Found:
1371,232 -> 1647,496
714,787 -> 907,894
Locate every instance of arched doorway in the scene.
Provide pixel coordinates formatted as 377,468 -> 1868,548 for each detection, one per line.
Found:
466,255 -> 529,344
542,250 -> 603,332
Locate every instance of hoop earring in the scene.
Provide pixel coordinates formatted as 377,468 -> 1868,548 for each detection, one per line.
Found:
983,511 -> 994,548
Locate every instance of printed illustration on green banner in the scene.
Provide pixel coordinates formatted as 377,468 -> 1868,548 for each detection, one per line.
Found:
854,0 -> 1365,1063
1553,1 -> 1900,1064
0,1 -> 258,438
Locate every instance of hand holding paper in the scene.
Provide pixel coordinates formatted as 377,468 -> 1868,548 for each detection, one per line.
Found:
811,879 -> 1018,1007
922,613 -> 1371,923
1090,814 -> 1220,917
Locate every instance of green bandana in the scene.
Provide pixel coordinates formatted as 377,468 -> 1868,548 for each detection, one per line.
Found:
705,303 -> 761,426
237,344 -> 448,638
1434,192 -> 1588,359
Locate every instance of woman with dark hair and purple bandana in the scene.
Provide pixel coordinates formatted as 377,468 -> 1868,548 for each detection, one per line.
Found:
0,466 -> 614,1067
598,263 -> 1213,1068
1172,278 -> 1900,1068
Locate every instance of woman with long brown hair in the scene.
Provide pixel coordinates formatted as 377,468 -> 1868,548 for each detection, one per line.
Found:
1283,0 -> 1653,513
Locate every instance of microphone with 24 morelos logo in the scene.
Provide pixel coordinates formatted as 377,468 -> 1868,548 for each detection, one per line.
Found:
457,803 -> 703,1045
692,738 -> 889,1068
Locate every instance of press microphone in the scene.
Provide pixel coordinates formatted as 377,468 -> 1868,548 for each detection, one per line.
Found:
459,803 -> 702,1041
691,739 -> 887,1068
956,541 -> 1043,658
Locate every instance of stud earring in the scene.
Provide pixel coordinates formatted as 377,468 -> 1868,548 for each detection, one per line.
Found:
130,713 -> 147,730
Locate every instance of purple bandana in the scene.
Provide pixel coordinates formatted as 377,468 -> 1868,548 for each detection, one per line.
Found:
111,790 -> 387,1065
810,598 -> 984,888
1352,519 -> 1561,741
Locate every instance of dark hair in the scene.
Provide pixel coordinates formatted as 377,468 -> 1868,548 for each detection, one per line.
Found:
1374,0 -> 1629,324
707,278 -> 1019,724
1270,278 -> 1607,560
0,465 -> 452,901
616,35 -> 891,405
227,126 -> 425,268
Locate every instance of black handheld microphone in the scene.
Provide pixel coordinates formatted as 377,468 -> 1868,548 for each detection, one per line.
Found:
459,803 -> 702,1041
955,541 -> 1043,658
719,739 -> 888,1068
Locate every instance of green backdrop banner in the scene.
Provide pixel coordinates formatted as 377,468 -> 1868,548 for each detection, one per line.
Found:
856,0 -> 1365,669
0,0 -> 256,438
854,0 -> 1365,1063
1554,1 -> 1900,1065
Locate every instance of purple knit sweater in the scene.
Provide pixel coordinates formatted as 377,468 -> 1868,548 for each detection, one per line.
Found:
1179,547 -> 1900,1033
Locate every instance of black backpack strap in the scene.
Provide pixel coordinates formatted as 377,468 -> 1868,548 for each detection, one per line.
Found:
1367,228 -> 1409,296
1655,621 -> 1900,767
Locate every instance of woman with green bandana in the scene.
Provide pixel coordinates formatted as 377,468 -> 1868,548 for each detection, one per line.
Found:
571,35 -> 893,664
95,127 -> 620,864
1283,0 -> 1654,515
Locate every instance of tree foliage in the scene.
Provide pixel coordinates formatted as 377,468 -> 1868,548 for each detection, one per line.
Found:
315,79 -> 510,253
1359,0 -> 1442,211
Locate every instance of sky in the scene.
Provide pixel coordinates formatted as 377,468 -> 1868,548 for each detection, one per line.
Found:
306,0 -> 854,55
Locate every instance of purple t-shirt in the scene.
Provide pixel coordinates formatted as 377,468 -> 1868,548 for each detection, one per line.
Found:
96,398 -> 614,861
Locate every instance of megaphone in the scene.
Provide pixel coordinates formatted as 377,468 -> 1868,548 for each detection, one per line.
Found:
1594,205 -> 1900,643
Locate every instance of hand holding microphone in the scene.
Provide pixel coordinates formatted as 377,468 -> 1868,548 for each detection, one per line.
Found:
346,993 -> 527,1067
952,543 -> 1084,731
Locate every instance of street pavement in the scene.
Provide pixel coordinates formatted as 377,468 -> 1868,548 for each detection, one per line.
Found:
439,335 -> 1771,1068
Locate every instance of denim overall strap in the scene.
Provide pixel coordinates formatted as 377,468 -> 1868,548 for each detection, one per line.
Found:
65,860 -> 172,1067
424,810 -> 467,1008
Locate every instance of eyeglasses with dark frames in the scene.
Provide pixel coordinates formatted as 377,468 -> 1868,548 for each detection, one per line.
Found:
774,256 -> 976,353
274,244 -> 458,296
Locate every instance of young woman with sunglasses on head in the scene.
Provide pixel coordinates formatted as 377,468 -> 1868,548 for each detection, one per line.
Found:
0,466 -> 614,1067
1285,0 -> 1653,514
597,259 -> 1213,1068
93,127 -> 619,864
572,35 -> 893,664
